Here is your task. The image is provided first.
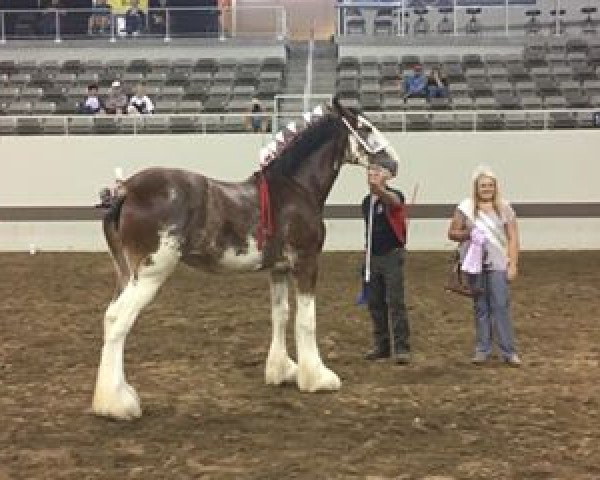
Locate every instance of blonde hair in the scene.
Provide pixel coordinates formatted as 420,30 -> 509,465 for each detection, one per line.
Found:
471,165 -> 502,217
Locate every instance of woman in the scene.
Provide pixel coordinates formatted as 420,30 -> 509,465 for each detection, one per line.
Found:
426,66 -> 448,98
447,166 -> 521,366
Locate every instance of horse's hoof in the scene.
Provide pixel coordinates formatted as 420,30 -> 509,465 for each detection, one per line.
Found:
297,364 -> 341,392
92,383 -> 142,420
265,355 -> 298,385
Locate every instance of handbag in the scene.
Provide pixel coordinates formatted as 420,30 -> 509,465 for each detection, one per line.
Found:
444,249 -> 483,298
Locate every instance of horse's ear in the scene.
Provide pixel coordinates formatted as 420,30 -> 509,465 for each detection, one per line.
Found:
332,95 -> 358,126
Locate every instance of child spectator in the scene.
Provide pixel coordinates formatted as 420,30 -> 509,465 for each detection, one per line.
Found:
78,84 -> 104,114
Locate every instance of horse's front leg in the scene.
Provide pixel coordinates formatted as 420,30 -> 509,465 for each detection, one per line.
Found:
292,257 -> 341,392
265,271 -> 298,385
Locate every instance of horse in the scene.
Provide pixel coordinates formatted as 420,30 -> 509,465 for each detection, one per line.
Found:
92,97 -> 400,420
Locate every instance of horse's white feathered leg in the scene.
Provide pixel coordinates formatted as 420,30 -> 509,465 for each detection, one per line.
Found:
295,293 -> 341,392
265,273 -> 298,385
93,232 -> 180,420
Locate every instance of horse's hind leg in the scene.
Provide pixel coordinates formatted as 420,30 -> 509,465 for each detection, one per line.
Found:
265,271 -> 298,385
92,234 -> 180,420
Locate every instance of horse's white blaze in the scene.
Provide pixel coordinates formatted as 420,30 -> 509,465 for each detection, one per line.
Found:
347,134 -> 370,167
93,231 -> 180,420
295,293 -> 341,392
363,120 -> 400,164
265,276 -> 297,385
218,236 -> 263,271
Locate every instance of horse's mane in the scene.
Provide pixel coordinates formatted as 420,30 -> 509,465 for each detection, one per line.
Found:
263,112 -> 342,178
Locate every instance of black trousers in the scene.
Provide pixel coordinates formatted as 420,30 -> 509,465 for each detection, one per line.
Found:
367,248 -> 410,354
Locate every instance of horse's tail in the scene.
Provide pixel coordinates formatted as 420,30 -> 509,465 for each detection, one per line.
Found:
103,195 -> 130,293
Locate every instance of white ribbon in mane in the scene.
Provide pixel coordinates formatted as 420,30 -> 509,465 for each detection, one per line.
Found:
458,198 -> 508,255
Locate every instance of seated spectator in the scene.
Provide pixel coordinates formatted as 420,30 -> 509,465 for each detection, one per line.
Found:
78,84 -> 104,114
246,98 -> 267,133
38,0 -> 66,37
125,0 -> 145,36
127,84 -> 155,114
403,63 -> 427,99
427,66 -> 448,99
88,0 -> 112,35
104,81 -> 128,114
148,0 -> 167,35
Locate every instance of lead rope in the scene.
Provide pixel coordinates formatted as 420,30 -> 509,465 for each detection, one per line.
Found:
365,194 -> 375,284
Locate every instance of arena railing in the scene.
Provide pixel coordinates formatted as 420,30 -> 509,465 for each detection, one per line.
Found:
335,1 -> 593,38
0,109 -> 597,135
0,5 -> 287,44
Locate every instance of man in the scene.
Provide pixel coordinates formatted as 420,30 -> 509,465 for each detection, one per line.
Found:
362,158 -> 411,364
88,0 -> 111,35
246,97 -> 266,133
104,80 -> 128,115
402,63 -> 427,99
125,0 -> 144,35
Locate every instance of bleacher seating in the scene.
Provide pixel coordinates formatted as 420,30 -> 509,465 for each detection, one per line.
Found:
0,56 -> 286,114
336,39 -> 600,130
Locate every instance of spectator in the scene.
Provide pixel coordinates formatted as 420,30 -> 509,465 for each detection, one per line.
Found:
402,63 -> 427,99
78,84 -> 104,114
246,97 -> 267,133
125,0 -> 145,36
104,80 -> 128,115
148,0 -> 167,35
88,0 -> 112,35
427,66 -> 448,98
127,84 -> 155,114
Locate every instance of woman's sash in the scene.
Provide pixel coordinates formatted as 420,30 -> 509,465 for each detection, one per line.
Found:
457,198 -> 507,255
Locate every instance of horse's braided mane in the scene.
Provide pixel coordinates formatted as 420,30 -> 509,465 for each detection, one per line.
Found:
263,111 -> 341,178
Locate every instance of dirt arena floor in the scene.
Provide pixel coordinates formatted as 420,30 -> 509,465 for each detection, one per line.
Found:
0,251 -> 599,480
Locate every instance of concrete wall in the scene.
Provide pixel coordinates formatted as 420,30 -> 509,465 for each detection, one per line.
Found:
1,130 -> 599,251
0,40 -> 285,62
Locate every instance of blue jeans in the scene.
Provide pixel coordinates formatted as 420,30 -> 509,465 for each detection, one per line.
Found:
467,270 -> 516,359
428,86 -> 447,98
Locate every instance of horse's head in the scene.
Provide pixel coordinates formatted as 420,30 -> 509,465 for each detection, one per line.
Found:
331,96 -> 399,177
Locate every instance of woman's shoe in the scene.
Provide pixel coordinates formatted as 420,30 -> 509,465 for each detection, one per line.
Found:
471,352 -> 489,364
504,353 -> 522,367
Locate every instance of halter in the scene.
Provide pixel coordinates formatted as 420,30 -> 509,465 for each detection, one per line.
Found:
340,115 -> 389,155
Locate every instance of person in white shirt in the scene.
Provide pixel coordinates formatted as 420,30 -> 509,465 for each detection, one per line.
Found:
127,84 -> 155,115
79,84 -> 104,114
447,166 -> 521,367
